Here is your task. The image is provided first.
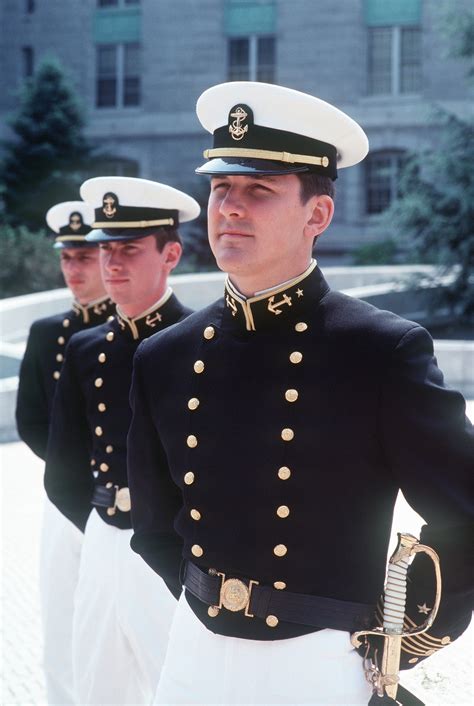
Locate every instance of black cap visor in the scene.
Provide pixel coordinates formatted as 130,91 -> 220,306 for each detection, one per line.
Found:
196,157 -> 310,176
53,239 -> 99,250
85,227 -> 166,243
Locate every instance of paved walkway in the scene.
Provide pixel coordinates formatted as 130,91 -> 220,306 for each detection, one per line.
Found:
1,403 -> 473,705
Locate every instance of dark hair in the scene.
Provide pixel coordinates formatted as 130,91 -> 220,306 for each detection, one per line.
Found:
153,226 -> 182,252
297,172 -> 335,203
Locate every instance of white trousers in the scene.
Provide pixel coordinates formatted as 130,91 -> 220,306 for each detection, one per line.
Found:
39,497 -> 83,705
155,596 -> 372,706
73,509 -> 176,705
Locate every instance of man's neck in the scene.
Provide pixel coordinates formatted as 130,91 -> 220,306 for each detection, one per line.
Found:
118,287 -> 171,320
229,259 -> 314,299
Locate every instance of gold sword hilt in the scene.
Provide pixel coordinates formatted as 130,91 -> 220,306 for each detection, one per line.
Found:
351,532 -> 442,700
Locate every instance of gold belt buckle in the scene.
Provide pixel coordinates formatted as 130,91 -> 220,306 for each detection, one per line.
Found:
217,572 -> 259,617
106,485 -> 131,516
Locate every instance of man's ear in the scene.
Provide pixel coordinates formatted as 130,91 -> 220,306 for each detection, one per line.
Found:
163,241 -> 183,272
303,195 -> 334,240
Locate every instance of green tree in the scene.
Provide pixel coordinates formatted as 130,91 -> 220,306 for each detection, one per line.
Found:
0,225 -> 62,297
385,112 -> 474,321
0,58 -> 90,230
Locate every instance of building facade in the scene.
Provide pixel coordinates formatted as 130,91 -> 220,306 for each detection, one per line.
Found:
0,0 -> 472,256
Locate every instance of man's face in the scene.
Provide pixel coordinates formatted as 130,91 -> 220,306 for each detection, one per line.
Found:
208,174 -> 319,293
59,247 -> 105,304
69,213 -> 83,231
99,235 -> 181,316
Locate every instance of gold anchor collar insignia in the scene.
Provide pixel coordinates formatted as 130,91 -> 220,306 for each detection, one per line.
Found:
73,295 -> 114,324
224,260 -> 318,332
116,288 -> 173,340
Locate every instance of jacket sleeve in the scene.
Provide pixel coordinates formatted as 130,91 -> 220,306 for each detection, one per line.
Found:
44,339 -> 93,532
127,343 -> 183,600
377,324 -> 473,669
16,322 -> 50,460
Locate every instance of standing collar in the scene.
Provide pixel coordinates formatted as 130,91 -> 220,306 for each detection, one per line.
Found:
115,287 -> 181,340
72,295 -> 114,325
223,260 -> 329,332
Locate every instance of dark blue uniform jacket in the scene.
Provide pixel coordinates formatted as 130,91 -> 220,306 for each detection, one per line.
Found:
127,264 -> 473,663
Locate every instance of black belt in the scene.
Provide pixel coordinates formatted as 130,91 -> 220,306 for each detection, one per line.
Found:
91,484 -> 131,514
183,561 -> 375,632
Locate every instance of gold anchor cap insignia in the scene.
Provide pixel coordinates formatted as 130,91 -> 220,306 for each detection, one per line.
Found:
228,104 -> 250,141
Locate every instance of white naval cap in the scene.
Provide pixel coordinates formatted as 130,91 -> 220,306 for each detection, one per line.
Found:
45,201 -> 96,249
195,81 -> 369,179
80,176 -> 201,242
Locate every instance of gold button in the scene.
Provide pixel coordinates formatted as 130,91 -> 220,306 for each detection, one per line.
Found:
98,353 -> 106,363
277,505 -> 290,518
273,544 -> 287,557
56,353 -> 63,363
90,459 -> 96,466
278,466 -> 291,480
106,482 -> 113,489
285,389 -> 298,402
95,426 -> 103,437
57,336 -> 65,345
266,615 -> 279,627
194,360 -> 205,374
289,351 -> 303,364
191,544 -> 203,557
106,445 -> 113,454
107,315 -> 114,322
100,463 -> 109,472
190,508 -> 201,521
208,606 -> 219,617
281,428 -> 294,441
408,657 -> 418,664
187,435 -> 198,448
106,331 -> 114,342
274,581 -> 286,590
62,319 -> 70,328
295,322 -> 308,332
94,377 -> 103,388
53,371 -> 60,380
441,636 -> 451,645
98,402 -> 106,412
203,326 -> 215,340
184,472 -> 195,485
106,508 -> 115,516
188,398 -> 200,411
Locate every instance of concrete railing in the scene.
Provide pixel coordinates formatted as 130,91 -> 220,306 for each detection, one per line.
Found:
1,266 -> 472,440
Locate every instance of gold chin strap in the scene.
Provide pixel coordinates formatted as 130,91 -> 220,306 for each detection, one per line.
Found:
55,235 -> 88,242
92,218 -> 174,228
204,147 -> 330,168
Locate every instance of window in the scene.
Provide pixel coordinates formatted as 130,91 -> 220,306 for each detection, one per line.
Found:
368,26 -> 421,95
228,36 -> 275,82
96,43 -> 141,108
22,47 -> 34,78
366,151 -> 407,214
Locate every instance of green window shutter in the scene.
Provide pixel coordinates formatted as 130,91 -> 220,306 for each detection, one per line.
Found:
94,7 -> 141,44
364,0 -> 421,27
225,0 -> 276,37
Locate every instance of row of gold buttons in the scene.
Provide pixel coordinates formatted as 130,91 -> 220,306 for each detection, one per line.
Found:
187,325 -> 215,559
268,321 -> 308,620
52,322 -> 70,380
92,329 -> 116,474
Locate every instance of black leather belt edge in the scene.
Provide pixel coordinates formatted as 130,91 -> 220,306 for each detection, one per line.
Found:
183,561 -> 375,632
91,484 -> 115,508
